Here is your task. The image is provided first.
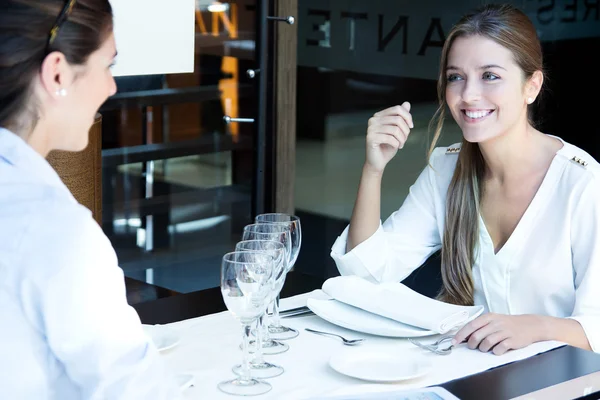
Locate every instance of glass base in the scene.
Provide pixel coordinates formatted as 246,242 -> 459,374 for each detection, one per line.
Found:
245,339 -> 289,355
268,324 -> 299,340
218,377 -> 271,396
233,361 -> 284,379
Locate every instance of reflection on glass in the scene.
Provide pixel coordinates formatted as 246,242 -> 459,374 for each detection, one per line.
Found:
102,0 -> 261,300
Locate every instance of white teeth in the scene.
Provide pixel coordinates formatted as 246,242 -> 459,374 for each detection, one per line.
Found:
465,110 -> 492,119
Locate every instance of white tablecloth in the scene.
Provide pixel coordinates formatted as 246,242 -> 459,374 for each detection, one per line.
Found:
154,291 -> 565,399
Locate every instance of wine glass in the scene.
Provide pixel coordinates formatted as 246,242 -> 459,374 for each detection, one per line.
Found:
233,240 -> 286,378
255,214 -> 302,340
218,251 -> 274,396
241,224 -> 292,354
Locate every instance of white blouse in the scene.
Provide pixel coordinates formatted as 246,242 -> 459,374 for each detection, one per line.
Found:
331,136 -> 600,353
0,129 -> 181,399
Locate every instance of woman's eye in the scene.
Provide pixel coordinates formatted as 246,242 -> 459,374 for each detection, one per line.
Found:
483,72 -> 499,80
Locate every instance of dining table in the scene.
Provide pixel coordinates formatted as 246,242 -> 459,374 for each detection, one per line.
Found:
132,271 -> 600,400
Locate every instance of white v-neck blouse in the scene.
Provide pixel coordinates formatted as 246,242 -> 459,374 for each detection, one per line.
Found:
331,137 -> 600,352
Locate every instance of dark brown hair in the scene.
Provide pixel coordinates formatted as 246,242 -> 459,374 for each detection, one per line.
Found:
428,4 -> 544,305
0,0 -> 113,134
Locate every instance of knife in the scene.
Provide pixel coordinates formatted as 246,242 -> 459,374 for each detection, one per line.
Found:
279,306 -> 314,318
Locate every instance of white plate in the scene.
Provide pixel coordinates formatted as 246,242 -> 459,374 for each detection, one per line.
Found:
329,347 -> 432,382
307,299 -> 436,338
142,324 -> 180,352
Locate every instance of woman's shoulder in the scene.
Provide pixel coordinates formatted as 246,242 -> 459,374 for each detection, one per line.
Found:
414,143 -> 461,197
429,141 -> 462,157
553,137 -> 600,197
550,137 -> 600,212
555,137 -> 600,177
427,142 -> 462,173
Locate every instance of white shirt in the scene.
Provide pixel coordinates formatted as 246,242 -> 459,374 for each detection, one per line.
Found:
0,129 -> 181,399
331,137 -> 600,353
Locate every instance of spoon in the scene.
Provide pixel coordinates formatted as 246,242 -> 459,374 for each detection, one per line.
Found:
304,328 -> 365,346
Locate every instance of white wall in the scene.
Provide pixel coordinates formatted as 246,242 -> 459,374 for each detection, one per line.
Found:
110,0 -> 196,77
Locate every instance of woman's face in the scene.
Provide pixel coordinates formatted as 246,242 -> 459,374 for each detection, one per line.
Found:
444,35 -> 538,144
48,33 -> 117,153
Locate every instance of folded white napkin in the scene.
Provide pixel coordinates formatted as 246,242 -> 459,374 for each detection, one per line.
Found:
322,276 -> 484,334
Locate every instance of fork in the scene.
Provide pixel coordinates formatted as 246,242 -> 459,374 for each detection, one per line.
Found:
408,335 -> 454,355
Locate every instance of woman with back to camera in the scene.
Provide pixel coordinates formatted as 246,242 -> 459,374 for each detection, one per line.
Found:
331,3 -> 600,355
0,0 -> 181,398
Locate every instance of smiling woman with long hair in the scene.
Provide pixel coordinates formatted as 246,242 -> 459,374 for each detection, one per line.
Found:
0,1 -> 180,397
332,3 -> 600,355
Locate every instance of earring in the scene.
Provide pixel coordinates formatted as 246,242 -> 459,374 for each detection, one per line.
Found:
56,88 -> 67,97
527,97 -> 534,104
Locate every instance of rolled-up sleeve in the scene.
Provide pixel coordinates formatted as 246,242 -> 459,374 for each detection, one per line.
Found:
569,175 -> 600,353
331,223 -> 388,282
331,149 -> 445,284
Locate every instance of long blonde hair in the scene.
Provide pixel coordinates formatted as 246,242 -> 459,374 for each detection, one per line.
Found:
428,4 -> 544,305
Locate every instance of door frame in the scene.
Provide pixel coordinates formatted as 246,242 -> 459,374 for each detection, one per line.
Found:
272,0 -> 297,214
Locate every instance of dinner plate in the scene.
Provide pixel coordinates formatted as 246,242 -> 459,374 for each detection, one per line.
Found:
142,324 -> 181,352
329,347 -> 432,382
307,299 -> 437,338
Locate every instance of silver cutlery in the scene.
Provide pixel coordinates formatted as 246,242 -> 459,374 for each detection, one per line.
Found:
279,306 -> 314,318
408,335 -> 454,355
304,328 -> 365,346
279,305 -> 308,314
279,299 -> 332,318
281,310 -> 314,318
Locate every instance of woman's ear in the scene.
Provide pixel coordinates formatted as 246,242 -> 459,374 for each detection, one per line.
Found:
525,70 -> 544,104
39,51 -> 73,99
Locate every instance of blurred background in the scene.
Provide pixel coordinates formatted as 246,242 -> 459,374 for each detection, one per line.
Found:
96,0 -> 600,303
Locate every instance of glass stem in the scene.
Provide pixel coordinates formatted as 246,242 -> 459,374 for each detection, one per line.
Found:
241,323 -> 252,382
262,306 -> 272,341
254,313 -> 266,364
271,294 -> 281,328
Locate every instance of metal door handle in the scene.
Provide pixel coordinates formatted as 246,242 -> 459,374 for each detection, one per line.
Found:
224,116 -> 255,124
267,16 -> 295,25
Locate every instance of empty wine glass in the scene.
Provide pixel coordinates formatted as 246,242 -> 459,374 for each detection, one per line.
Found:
241,224 -> 292,354
233,240 -> 286,378
255,214 -> 302,340
218,251 -> 274,396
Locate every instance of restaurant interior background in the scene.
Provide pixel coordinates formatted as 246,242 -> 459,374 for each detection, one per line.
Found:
99,0 -> 600,304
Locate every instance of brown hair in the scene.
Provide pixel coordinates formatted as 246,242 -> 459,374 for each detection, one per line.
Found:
0,0 -> 113,134
428,4 -> 544,305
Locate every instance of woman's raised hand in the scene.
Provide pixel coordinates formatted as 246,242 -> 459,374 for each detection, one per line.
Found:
365,101 -> 414,173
